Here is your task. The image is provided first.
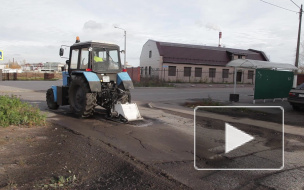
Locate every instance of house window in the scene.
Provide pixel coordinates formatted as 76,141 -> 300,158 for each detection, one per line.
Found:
149,66 -> 152,75
149,51 -> 152,58
222,69 -> 229,78
209,68 -> 216,78
145,66 -> 148,75
195,67 -> 202,77
184,67 -> 191,77
237,71 -> 242,82
168,66 -> 176,76
248,70 -> 254,79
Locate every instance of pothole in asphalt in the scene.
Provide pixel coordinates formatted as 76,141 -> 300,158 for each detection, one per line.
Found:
128,117 -> 163,128
130,121 -> 154,127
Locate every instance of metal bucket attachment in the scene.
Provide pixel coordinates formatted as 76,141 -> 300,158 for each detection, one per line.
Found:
114,103 -> 143,121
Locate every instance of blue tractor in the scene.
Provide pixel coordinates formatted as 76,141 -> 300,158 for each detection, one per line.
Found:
46,37 -> 142,121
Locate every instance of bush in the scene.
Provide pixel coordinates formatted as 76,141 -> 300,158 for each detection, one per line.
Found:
0,95 -> 46,127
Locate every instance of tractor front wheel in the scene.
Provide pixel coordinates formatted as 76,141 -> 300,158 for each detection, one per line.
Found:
69,76 -> 96,117
46,88 -> 59,110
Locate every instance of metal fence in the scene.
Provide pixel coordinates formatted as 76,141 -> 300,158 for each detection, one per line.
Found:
141,69 -> 255,84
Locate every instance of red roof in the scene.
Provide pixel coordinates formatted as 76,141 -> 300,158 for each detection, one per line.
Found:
155,41 -> 268,66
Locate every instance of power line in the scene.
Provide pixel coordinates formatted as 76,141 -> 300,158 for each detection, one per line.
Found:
259,0 -> 298,13
290,0 -> 301,9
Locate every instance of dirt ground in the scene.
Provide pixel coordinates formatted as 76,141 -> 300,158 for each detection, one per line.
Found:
183,99 -> 304,127
0,123 -> 187,190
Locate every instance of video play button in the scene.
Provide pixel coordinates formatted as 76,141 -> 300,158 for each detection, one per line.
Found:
194,106 -> 283,170
225,123 -> 254,154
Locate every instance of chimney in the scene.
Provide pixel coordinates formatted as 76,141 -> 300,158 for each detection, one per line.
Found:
218,32 -> 222,47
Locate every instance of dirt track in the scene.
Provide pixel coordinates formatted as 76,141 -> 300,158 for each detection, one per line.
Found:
0,124 -> 187,190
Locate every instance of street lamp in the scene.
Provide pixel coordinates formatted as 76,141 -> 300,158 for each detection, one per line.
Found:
114,26 -> 127,68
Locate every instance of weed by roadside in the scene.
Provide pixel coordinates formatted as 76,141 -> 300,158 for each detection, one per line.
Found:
37,175 -> 77,189
184,97 -> 224,108
0,95 -> 46,127
134,77 -> 175,87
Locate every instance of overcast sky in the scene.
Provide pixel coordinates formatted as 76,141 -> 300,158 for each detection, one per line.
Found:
1,0 -> 303,66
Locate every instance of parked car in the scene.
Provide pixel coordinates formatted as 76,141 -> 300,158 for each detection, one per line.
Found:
288,83 -> 304,111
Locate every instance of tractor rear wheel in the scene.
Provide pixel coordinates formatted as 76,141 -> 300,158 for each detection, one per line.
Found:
46,88 -> 59,110
69,76 -> 96,117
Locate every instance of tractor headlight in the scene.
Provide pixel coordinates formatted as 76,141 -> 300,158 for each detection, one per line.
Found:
102,76 -> 110,82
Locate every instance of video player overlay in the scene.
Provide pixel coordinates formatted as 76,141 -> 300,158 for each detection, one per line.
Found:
194,106 -> 283,170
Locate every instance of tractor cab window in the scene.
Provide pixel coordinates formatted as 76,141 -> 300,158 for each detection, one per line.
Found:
92,49 -> 106,71
70,49 -> 79,69
80,48 -> 89,69
92,48 -> 120,72
108,50 -> 120,70
93,49 -> 106,62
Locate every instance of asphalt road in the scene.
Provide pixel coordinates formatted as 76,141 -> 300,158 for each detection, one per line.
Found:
0,79 -> 294,110
1,80 -> 304,189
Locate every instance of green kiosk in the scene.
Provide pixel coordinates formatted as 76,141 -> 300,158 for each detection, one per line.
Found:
226,59 -> 298,103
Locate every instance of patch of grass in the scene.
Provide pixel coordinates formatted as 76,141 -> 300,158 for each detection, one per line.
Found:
206,107 -> 269,116
39,175 -> 77,189
134,77 -> 175,87
16,158 -> 26,167
0,95 -> 46,127
184,97 -> 224,108
7,179 -> 18,189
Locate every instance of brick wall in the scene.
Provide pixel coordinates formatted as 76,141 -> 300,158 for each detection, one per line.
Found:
126,67 -> 140,82
298,74 -> 304,85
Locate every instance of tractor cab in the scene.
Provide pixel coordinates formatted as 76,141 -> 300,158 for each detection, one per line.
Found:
60,38 -> 123,82
66,42 -> 122,73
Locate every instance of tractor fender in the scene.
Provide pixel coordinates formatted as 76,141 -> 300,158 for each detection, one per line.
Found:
72,71 -> 101,92
51,85 -> 57,102
117,72 -> 134,89
62,71 -> 69,86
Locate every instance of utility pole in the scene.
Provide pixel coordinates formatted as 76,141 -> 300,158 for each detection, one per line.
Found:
295,4 -> 302,68
294,4 -> 302,87
124,30 -> 126,68
114,26 -> 127,68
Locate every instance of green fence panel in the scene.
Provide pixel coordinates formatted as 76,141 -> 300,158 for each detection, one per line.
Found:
254,69 -> 294,99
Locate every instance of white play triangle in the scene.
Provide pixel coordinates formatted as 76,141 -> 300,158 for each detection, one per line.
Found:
225,123 -> 254,154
